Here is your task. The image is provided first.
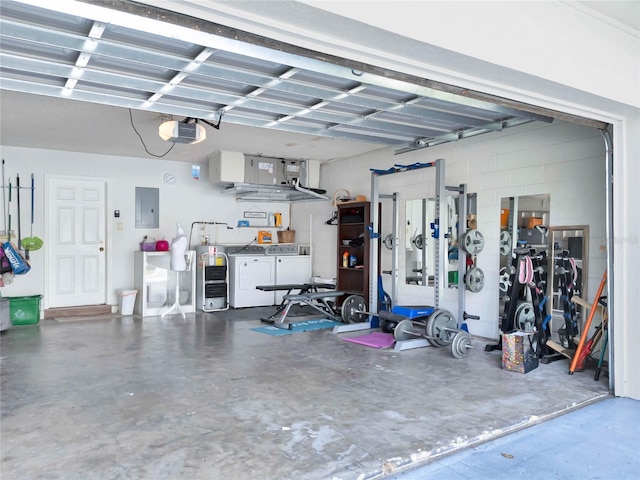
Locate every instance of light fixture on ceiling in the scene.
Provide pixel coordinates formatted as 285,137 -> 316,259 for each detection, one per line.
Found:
158,115 -> 223,145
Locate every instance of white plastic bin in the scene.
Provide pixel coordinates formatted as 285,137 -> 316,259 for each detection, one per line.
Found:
117,289 -> 138,315
0,298 -> 11,331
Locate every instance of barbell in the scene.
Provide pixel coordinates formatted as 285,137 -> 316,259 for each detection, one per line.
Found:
393,318 -> 473,358
392,309 -> 474,358
340,294 -> 369,323
341,297 -> 474,358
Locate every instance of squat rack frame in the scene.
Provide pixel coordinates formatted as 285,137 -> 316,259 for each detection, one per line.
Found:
333,158 -> 448,334
333,158 -> 476,336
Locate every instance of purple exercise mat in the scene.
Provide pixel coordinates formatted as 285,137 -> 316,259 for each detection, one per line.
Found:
342,332 -> 395,348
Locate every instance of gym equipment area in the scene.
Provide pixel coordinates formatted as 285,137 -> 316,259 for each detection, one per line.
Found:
3,2 -> 633,478
326,159 -> 482,358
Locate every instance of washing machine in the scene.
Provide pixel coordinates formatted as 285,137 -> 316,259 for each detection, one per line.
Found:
271,249 -> 312,304
228,245 -> 276,308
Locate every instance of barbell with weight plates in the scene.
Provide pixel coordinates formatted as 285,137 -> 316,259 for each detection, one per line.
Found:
393,317 -> 473,358
425,309 -> 458,347
392,310 -> 455,346
450,331 -> 474,358
393,318 -> 426,341
340,294 -> 368,323
341,294 -> 422,329
461,229 -> 485,255
465,266 -> 485,293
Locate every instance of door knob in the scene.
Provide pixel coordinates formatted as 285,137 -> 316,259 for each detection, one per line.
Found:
99,247 -> 105,252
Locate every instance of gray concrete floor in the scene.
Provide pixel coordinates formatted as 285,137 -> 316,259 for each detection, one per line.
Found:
1,308 -> 611,479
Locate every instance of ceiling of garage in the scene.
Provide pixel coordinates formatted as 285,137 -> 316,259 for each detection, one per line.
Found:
0,0 -> 560,164
2,0 -> 632,164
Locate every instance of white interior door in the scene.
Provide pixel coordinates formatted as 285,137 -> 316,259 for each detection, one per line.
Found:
46,177 -> 107,308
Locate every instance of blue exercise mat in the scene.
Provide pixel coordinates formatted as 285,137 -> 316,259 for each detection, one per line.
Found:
251,319 -> 342,336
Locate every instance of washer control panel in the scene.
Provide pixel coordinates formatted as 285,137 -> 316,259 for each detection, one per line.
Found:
265,244 -> 298,255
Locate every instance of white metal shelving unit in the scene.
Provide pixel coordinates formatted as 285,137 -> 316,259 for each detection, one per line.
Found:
134,251 -> 196,317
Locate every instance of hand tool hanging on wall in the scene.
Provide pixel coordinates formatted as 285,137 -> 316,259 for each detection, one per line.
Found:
21,174 -> 42,259
1,160 -> 6,236
2,179 -> 30,275
16,173 -> 21,251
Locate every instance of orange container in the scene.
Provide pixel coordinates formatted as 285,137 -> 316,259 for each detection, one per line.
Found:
500,209 -> 510,228
257,231 -> 272,244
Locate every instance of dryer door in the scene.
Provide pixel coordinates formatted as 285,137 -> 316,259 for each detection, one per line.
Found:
233,257 -> 275,308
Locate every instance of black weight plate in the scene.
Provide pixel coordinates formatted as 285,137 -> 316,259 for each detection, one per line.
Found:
380,318 -> 397,334
341,295 -> 367,323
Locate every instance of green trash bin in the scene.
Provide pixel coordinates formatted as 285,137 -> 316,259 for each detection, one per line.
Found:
8,295 -> 42,325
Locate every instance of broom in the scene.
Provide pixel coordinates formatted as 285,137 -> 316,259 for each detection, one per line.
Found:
21,174 -> 43,259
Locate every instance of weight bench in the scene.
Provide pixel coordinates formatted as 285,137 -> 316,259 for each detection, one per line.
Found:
273,291 -> 346,329
256,283 -> 336,325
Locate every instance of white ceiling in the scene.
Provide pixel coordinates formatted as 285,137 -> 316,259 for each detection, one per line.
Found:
0,0 -> 553,164
573,0 -> 640,33
0,0 -> 634,164
0,89 -> 385,163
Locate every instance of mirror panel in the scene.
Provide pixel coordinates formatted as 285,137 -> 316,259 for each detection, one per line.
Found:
549,226 -> 589,314
498,194 -> 550,318
404,196 -> 460,286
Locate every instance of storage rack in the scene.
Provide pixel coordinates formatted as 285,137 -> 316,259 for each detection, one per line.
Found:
336,201 -> 371,306
195,246 -> 229,312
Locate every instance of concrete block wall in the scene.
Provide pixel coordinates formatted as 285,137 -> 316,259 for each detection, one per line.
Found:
295,120 -> 606,340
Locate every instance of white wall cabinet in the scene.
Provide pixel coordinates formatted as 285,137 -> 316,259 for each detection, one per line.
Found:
134,251 -> 196,317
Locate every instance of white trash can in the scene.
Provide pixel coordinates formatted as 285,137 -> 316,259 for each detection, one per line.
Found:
117,289 -> 138,315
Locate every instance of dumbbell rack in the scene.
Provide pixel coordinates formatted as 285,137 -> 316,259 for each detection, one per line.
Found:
486,248 -> 551,355
554,250 -> 580,348
538,250 -> 581,364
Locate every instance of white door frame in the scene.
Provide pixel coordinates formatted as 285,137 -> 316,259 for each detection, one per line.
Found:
44,174 -> 110,310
